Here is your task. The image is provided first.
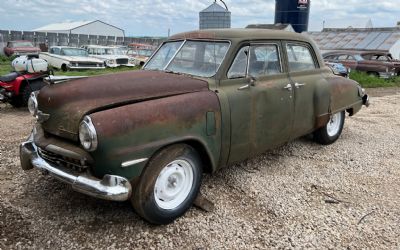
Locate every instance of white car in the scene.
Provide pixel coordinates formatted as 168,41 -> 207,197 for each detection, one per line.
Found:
39,46 -> 105,71
82,45 -> 136,67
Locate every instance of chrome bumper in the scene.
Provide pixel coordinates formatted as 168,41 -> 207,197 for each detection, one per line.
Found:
19,133 -> 132,201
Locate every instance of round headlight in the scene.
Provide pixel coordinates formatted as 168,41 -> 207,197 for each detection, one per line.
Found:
79,116 -> 98,151
106,59 -> 115,65
28,92 -> 38,116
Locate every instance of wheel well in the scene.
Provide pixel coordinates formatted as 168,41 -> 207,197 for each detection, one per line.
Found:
346,108 -> 354,116
184,140 -> 214,174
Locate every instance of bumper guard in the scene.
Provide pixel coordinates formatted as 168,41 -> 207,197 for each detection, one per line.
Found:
20,133 -> 132,201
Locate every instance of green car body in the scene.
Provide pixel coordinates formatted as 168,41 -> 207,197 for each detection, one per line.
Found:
20,29 -> 368,222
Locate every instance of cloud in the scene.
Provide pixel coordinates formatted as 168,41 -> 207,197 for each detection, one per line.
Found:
0,0 -> 398,36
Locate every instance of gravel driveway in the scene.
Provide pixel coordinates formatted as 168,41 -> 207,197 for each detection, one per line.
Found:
1,89 -> 399,249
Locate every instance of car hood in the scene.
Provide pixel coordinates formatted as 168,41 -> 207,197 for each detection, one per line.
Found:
60,56 -> 104,63
90,55 -> 129,60
37,70 -> 209,140
13,47 -> 40,52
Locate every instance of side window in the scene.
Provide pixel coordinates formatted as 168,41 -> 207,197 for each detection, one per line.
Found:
52,48 -> 60,55
347,55 -> 356,61
249,44 -> 282,77
337,55 -> 348,60
227,46 -> 249,79
286,43 -> 317,72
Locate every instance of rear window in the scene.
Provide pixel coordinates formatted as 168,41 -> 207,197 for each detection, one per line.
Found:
286,43 -> 317,72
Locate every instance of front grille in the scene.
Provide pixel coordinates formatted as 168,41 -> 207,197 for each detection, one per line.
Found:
38,148 -> 89,172
116,58 -> 129,64
75,62 -> 103,68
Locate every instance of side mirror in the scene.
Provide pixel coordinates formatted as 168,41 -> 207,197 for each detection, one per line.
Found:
246,75 -> 257,86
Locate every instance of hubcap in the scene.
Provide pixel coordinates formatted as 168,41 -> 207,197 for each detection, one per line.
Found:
154,159 -> 194,210
327,112 -> 342,137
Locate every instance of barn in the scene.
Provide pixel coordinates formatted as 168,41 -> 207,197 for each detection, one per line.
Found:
33,20 -> 125,37
306,25 -> 400,59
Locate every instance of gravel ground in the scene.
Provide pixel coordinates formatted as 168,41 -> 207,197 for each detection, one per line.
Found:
0,89 -> 399,249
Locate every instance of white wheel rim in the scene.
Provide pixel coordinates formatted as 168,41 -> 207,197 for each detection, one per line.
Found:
154,159 -> 194,210
327,112 -> 341,137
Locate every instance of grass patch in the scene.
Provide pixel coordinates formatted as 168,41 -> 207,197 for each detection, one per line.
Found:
349,70 -> 400,88
0,56 -> 140,77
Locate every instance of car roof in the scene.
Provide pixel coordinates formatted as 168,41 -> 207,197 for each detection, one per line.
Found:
84,45 -> 116,48
50,46 -> 85,49
169,28 -> 310,43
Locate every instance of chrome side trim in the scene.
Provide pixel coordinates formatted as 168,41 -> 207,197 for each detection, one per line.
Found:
121,158 -> 148,168
19,134 -> 132,201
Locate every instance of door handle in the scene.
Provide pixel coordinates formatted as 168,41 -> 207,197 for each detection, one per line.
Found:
284,83 -> 292,91
238,84 -> 250,90
295,83 -> 306,88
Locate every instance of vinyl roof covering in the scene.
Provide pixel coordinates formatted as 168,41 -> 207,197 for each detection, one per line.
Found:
33,21 -> 94,31
200,2 -> 229,13
305,27 -> 400,51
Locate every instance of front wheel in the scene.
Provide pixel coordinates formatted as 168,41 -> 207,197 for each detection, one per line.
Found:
314,111 -> 345,145
131,144 -> 203,224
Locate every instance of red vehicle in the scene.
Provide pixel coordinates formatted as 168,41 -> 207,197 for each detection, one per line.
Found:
4,40 -> 41,57
0,71 -> 47,107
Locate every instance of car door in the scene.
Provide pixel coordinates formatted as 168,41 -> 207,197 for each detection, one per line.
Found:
220,42 -> 294,164
284,42 -> 321,139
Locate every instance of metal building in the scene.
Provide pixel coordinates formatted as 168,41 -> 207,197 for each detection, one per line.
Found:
199,2 -> 231,30
305,26 -> 400,59
33,20 -> 125,37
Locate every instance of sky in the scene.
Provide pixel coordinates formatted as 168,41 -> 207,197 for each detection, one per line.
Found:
0,0 -> 399,37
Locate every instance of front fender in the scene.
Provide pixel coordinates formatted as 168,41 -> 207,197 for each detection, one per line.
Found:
89,91 -> 222,180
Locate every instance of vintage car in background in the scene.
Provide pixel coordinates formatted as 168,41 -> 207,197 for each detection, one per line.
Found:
325,61 -> 350,78
20,29 -> 369,224
39,46 -> 105,71
81,45 -> 135,67
127,47 -> 154,66
4,40 -> 41,57
323,51 -> 397,78
361,51 -> 400,76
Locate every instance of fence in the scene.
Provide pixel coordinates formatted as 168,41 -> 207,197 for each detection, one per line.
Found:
0,29 -> 165,54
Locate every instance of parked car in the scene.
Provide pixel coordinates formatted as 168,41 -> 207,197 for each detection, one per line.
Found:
127,48 -> 154,66
360,51 -> 400,76
81,45 -> 135,67
323,51 -> 396,78
20,29 -> 369,224
39,46 -> 105,71
4,40 -> 41,57
325,62 -> 350,78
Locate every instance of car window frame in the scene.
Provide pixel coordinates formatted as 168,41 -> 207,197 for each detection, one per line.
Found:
283,41 -> 320,73
226,41 -> 284,79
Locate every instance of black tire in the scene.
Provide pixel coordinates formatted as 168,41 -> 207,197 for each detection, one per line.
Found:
61,64 -> 68,72
131,144 -> 203,225
367,72 -> 379,77
20,80 -> 46,106
314,111 -> 345,145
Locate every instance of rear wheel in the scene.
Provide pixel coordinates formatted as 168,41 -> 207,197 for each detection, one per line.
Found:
131,144 -> 203,224
314,111 -> 345,145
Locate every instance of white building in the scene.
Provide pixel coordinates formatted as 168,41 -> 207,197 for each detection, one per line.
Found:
305,25 -> 400,59
33,20 -> 125,37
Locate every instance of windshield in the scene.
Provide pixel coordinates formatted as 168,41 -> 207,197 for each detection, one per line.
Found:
62,48 -> 88,57
144,40 -> 230,77
12,41 -> 34,48
138,50 -> 153,57
104,48 -> 125,55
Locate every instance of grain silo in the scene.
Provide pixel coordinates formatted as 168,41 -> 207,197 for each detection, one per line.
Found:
275,0 -> 310,33
199,1 -> 231,30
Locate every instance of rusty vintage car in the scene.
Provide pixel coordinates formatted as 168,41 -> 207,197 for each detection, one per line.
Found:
323,51 -> 397,78
360,51 -> 400,76
20,29 -> 369,224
